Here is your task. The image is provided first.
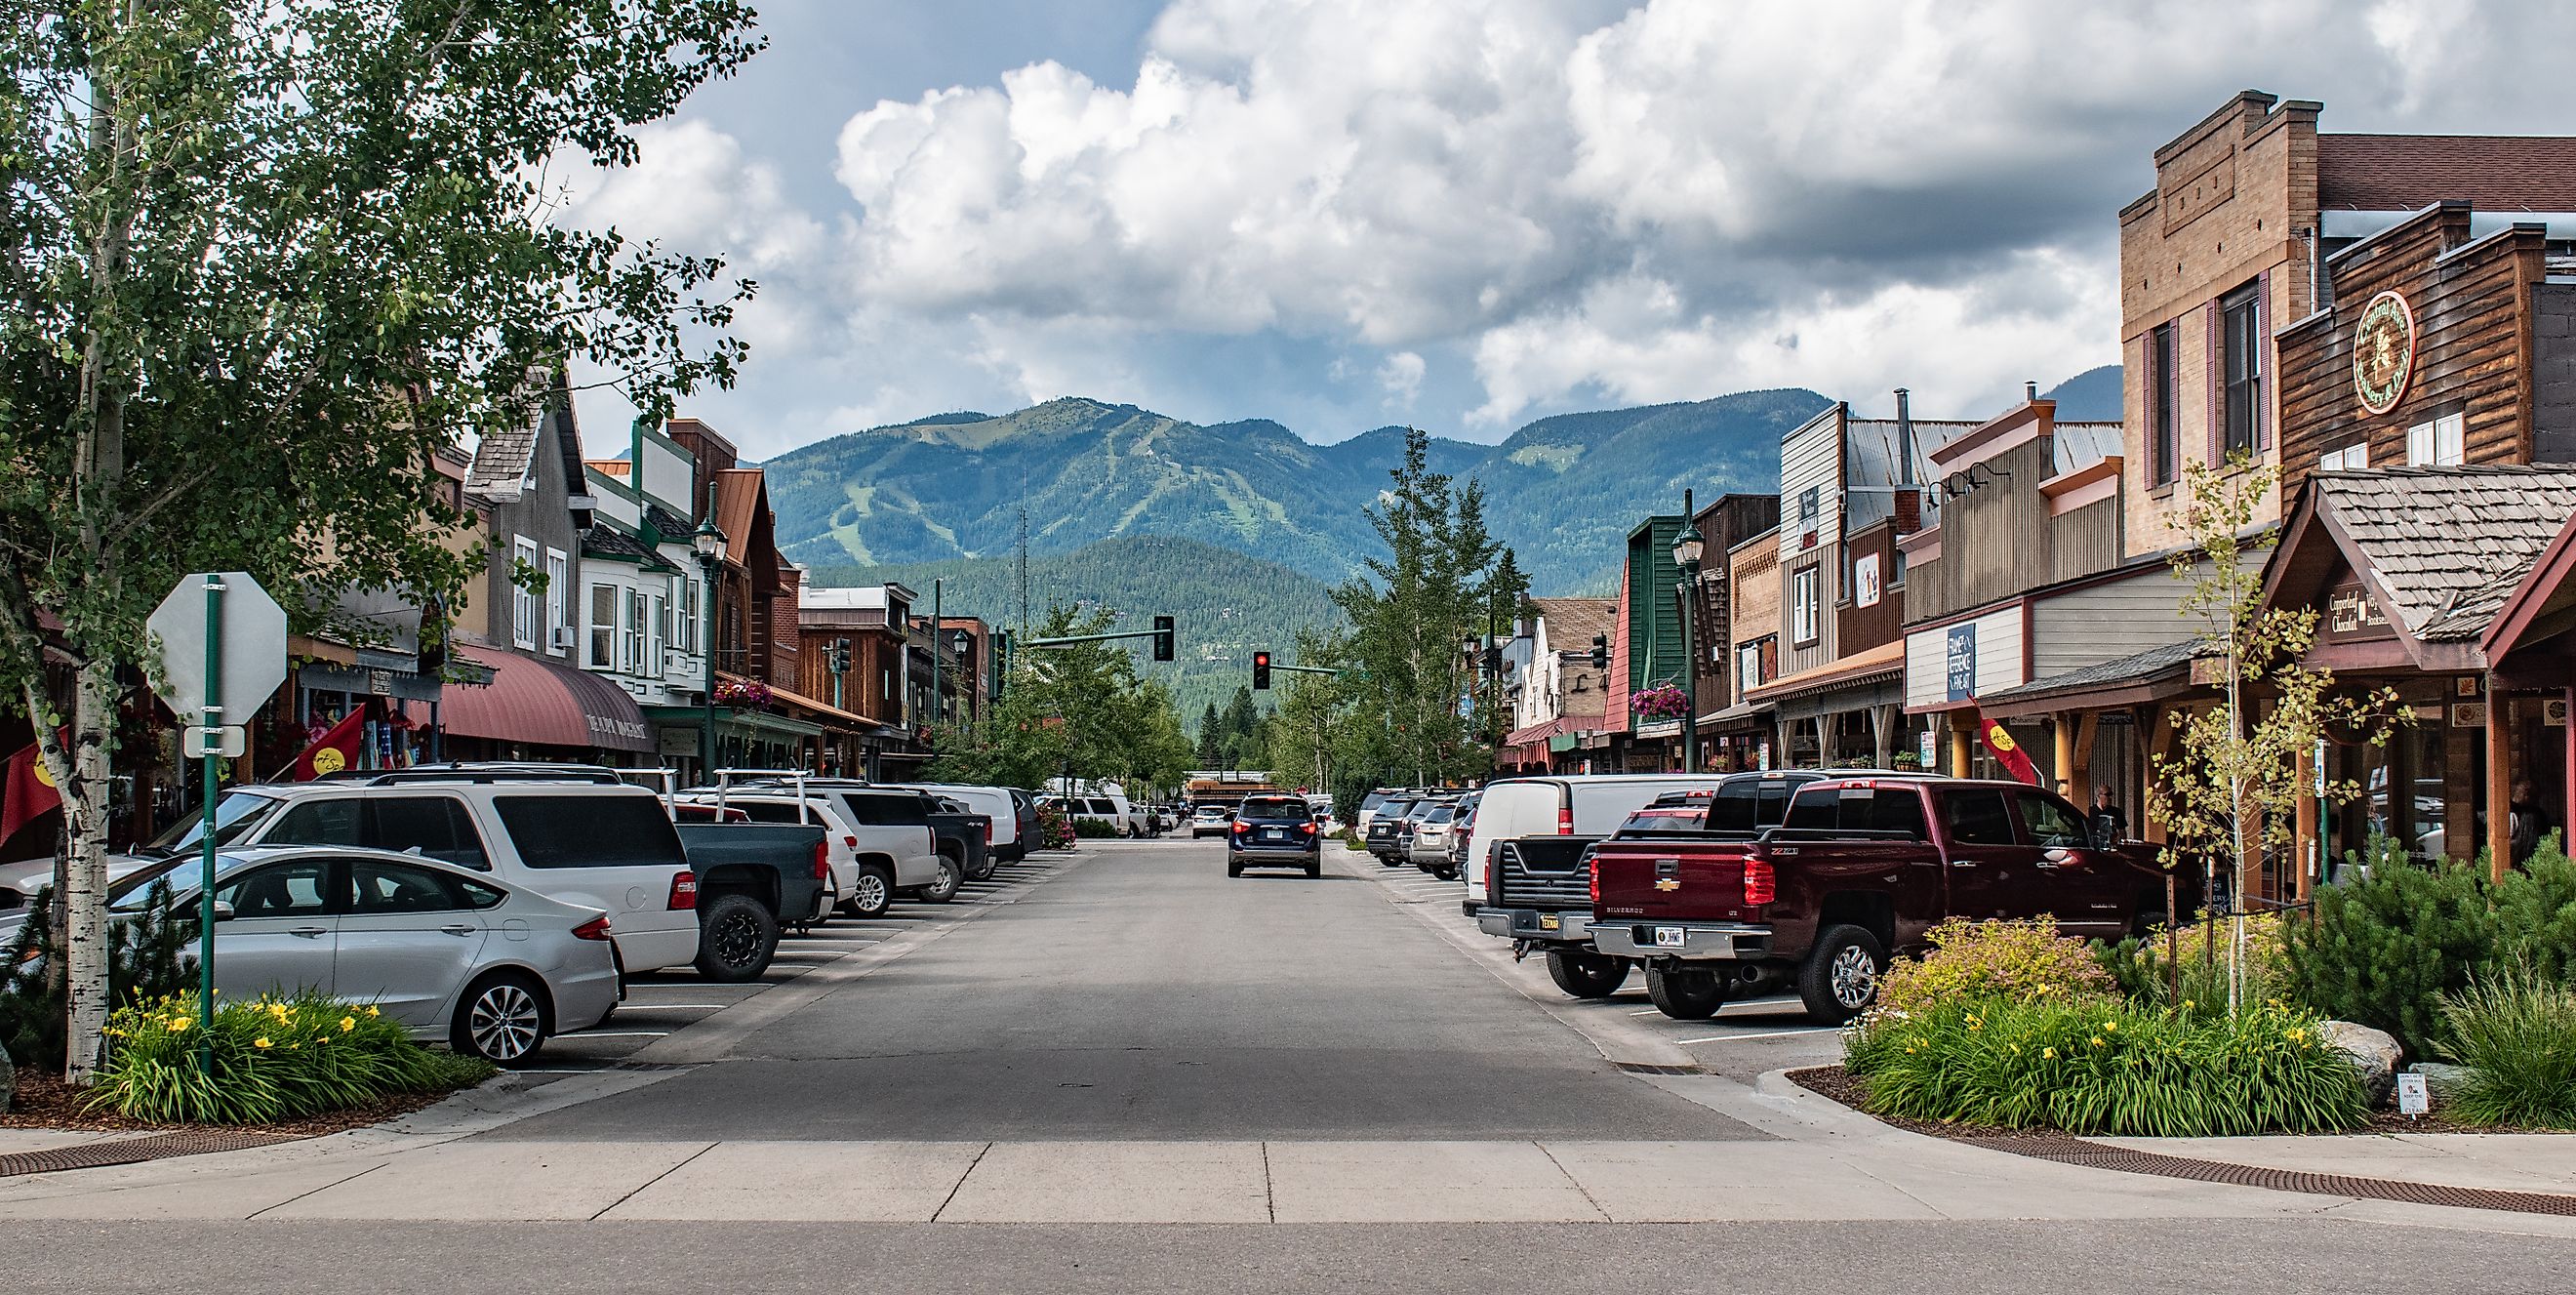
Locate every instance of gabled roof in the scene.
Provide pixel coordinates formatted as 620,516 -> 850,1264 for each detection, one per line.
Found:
1532,597 -> 1616,655
713,467 -> 769,567
2308,467 -> 2576,643
465,398 -> 543,501
582,522 -> 681,574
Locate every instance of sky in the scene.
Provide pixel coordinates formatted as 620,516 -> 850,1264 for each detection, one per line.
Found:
563,0 -> 2575,459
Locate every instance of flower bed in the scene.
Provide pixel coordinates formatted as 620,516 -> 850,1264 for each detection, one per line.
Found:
84,992 -> 493,1125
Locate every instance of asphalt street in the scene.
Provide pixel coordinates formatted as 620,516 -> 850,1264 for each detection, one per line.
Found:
492,836 -> 1758,1141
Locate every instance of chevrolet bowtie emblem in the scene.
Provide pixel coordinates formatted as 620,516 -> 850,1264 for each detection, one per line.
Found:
1653,879 -> 1679,892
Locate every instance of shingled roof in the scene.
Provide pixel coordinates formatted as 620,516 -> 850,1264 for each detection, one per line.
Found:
1533,597 -> 1616,657
2318,135 -> 2576,213
2315,467 -> 2576,641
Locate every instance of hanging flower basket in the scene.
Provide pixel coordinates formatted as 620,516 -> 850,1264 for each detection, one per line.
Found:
1630,682 -> 1689,721
713,679 -> 773,710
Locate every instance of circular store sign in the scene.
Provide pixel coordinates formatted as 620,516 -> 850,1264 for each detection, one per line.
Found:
2352,290 -> 2416,415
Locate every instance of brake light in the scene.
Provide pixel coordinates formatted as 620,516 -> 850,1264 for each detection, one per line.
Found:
1589,855 -> 1600,905
1231,821 -> 1251,834
1744,858 -> 1776,907
1558,805 -> 1573,834
1295,822 -> 1315,835
666,870 -> 698,911
813,840 -> 831,882
572,915 -> 614,942
984,822 -> 993,845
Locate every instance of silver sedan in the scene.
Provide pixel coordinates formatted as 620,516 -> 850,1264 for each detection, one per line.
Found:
102,845 -> 620,1065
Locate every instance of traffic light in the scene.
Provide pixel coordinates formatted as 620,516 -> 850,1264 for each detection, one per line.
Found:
1152,615 -> 1175,662
829,638 -> 853,674
1252,651 -> 1271,690
1590,633 -> 1609,669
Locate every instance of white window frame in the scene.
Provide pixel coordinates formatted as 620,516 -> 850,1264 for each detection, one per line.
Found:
543,548 -> 568,655
2407,414 -> 2465,466
623,587 -> 646,675
1791,567 -> 1820,645
511,536 -> 540,649
1737,643 -> 1762,694
2319,443 -> 2368,472
647,594 -> 666,679
589,584 -> 617,668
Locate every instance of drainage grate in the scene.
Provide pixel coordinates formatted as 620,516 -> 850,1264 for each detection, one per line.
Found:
1613,1061 -> 1705,1075
1971,1134 -> 2576,1218
0,1129 -> 300,1179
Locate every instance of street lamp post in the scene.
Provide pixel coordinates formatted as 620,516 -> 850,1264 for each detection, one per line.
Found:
692,499 -> 727,781
1671,491 -> 1706,776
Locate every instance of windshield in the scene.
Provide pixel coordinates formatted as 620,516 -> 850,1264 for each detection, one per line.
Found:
1238,798 -> 1305,819
1358,791 -> 1393,813
143,790 -> 285,854
104,857 -> 198,913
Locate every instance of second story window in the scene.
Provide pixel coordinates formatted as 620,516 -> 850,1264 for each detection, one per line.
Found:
1791,566 -> 1820,645
511,537 -> 539,649
2221,282 -> 2264,459
588,585 -> 615,668
2150,321 -> 2179,484
2407,413 -> 2465,466
543,549 -> 568,655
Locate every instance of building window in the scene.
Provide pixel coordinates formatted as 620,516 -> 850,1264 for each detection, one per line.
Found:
589,585 -> 616,668
623,588 -> 646,675
2407,413 -> 2464,466
543,549 -> 568,655
647,595 -> 666,679
1737,642 -> 1763,694
1890,546 -> 1909,589
2221,282 -> 2263,458
2150,321 -> 2179,484
1791,566 -> 1820,645
2319,442 -> 2369,472
511,537 -> 540,649
677,574 -> 699,654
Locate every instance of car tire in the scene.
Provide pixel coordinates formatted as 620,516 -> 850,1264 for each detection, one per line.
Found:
918,853 -> 963,905
694,893 -> 779,983
451,970 -> 551,1067
1546,949 -> 1630,999
1645,960 -> 1726,1020
1304,857 -> 1321,878
843,863 -> 895,919
1227,859 -> 1243,877
1378,855 -> 1403,868
1798,924 -> 1887,1025
967,850 -> 998,882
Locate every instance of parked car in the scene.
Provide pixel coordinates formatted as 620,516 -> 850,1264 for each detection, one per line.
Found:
1407,802 -> 1463,878
1189,804 -> 1233,837
1442,791 -> 1481,877
1362,795 -> 1422,863
1589,775 -> 2180,1024
925,794 -> 995,883
1227,795 -> 1321,877
1045,791 -> 1148,837
1476,770 -> 1868,999
890,783 -> 1026,867
102,845 -> 619,1066
686,779 -> 957,918
1353,788 -> 1416,837
94,768 -> 819,983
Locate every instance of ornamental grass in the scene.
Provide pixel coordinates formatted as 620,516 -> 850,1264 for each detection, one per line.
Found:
84,991 -> 494,1125
2437,963 -> 2576,1131
1844,995 -> 2368,1137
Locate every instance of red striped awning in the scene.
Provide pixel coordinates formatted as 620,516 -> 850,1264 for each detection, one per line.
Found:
439,644 -> 656,753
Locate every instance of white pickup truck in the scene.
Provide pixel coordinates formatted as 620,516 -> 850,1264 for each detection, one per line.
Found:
677,781 -> 954,919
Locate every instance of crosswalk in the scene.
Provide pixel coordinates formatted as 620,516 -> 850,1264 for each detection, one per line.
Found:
527,853 -> 1072,1074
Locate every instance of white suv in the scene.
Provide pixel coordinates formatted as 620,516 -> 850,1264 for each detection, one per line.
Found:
675,785 -> 950,918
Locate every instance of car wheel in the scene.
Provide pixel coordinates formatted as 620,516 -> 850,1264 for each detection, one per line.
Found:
967,851 -> 998,882
1546,949 -> 1630,999
1227,859 -> 1243,877
1645,960 -> 1726,1020
1304,857 -> 1321,878
1378,854 -> 1403,868
1797,924 -> 1887,1025
919,853 -> 962,905
846,864 -> 895,919
693,893 -> 779,983
451,971 -> 551,1067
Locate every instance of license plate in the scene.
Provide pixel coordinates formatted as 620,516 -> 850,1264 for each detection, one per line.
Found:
1538,912 -> 1561,931
1263,830 -> 1284,841
1654,926 -> 1687,949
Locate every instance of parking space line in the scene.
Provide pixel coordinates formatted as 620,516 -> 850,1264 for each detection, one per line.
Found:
565,1031 -> 671,1038
1670,1028 -> 1840,1044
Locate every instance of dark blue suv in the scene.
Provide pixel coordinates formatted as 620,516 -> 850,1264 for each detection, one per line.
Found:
1227,794 -> 1321,878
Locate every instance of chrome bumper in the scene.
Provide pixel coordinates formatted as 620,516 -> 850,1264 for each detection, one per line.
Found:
1590,920 -> 1772,960
1475,908 -> 1594,944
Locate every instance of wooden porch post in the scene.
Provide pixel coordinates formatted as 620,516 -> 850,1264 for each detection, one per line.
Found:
1950,711 -> 1973,779
2487,678 -> 2512,884
2565,686 -> 2575,859
2052,711 -> 2074,798
2294,743 -> 2317,906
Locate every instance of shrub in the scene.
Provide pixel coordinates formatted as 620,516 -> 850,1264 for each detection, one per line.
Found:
2093,912 -> 2290,1015
1845,994 -> 2367,1136
1031,802 -> 1076,849
84,991 -> 494,1124
1070,817 -> 1121,839
2284,852 -> 2494,1058
0,879 -> 196,1071
2492,834 -> 2576,985
1873,918 -> 2113,1016
2437,962 -> 2576,1130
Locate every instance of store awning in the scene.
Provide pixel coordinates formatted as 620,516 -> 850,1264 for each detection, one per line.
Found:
440,644 -> 656,752
1745,640 -> 1906,706
1699,700 -> 1773,729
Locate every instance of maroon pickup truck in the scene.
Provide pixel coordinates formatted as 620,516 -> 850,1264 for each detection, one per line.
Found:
1589,776 -> 2175,1025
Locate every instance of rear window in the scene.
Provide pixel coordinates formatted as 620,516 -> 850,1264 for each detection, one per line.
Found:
733,799 -> 822,826
1781,786 -> 1927,838
1358,791 -> 1393,813
1421,805 -> 1454,824
1624,807 -> 1705,832
841,792 -> 930,827
493,794 -> 685,870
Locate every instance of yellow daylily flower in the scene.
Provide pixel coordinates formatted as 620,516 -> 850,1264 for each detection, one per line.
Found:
341,1016 -> 356,1032
2089,1036 -> 2105,1047
2102,1021 -> 2117,1032
167,1016 -> 190,1032
253,1036 -> 272,1049
2041,1047 -> 2057,1059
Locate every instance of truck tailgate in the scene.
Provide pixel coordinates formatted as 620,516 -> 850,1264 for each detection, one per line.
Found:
1590,838 -> 1757,922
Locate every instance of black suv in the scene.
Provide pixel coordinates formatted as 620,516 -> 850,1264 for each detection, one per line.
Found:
1227,794 -> 1322,878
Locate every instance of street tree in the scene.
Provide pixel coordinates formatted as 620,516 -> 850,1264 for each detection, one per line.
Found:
0,0 -> 761,1079
2145,456 -> 2408,1012
930,605 -> 1191,795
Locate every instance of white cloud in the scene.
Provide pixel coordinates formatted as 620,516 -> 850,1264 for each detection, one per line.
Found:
562,0 -> 2572,449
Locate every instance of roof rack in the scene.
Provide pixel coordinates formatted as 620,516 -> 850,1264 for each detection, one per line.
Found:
339,762 -> 626,787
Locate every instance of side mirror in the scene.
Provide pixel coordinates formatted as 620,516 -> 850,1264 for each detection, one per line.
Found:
210,900 -> 236,922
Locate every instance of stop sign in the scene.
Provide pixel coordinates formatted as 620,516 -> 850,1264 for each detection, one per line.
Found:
145,572 -> 289,720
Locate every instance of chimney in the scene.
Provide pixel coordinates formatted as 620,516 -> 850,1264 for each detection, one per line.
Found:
2025,381 -> 2039,403
1894,388 -> 1914,488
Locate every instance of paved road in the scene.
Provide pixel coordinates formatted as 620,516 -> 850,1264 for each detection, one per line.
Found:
492,837 -> 1758,1141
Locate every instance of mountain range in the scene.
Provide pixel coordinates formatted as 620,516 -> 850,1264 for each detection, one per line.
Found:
765,366 -> 2119,595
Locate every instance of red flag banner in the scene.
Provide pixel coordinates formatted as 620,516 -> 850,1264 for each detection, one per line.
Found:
0,743 -> 63,843
293,708 -> 369,781
1975,708 -> 2042,786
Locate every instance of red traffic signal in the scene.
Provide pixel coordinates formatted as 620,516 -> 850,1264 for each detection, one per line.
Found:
1252,651 -> 1272,690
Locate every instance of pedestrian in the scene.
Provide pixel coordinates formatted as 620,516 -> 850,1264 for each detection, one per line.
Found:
2091,785 -> 2129,845
2508,777 -> 2549,864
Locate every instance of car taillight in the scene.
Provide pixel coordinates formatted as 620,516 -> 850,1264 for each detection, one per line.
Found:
667,870 -> 698,911
1558,805 -> 1574,834
1295,822 -> 1315,834
1589,855 -> 1600,905
1231,821 -> 1251,834
572,915 -> 614,942
984,822 -> 993,845
813,840 -> 831,881
1744,858 -> 1776,908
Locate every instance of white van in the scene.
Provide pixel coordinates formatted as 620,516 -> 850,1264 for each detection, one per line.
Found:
1461,775 -> 1735,904
889,783 -> 1023,861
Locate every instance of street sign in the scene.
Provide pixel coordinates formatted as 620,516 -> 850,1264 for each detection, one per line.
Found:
146,572 -> 288,719
182,725 -> 248,759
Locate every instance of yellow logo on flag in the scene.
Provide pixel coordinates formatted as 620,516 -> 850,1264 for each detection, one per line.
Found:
28,758 -> 54,789
1986,724 -> 2018,754
311,748 -> 347,776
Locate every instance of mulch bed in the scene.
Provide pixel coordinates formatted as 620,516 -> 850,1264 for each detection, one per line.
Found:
1,1072 -> 459,1137
1786,1064 -> 2561,1138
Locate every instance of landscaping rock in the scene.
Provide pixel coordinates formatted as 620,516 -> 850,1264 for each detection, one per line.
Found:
2408,1061 -> 2471,1101
2321,1021 -> 2402,1107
